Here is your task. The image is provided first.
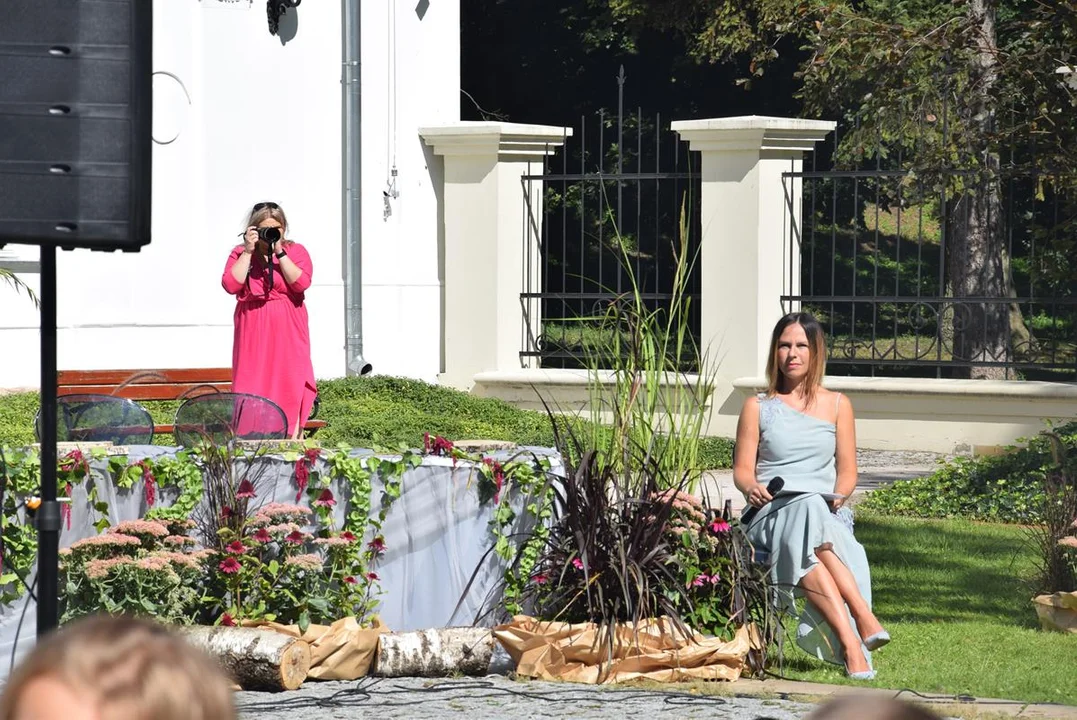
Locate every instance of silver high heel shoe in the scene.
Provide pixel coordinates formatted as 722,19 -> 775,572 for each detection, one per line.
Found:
863,629 -> 891,651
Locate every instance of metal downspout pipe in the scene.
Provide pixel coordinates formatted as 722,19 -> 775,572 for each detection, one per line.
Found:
343,0 -> 372,376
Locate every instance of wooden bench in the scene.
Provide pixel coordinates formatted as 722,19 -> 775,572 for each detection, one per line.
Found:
57,368 -> 327,437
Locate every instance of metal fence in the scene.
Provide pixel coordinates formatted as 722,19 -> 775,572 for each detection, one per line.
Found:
519,69 -> 702,370
782,118 -> 1077,381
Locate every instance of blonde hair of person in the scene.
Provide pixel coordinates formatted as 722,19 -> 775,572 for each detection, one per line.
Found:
244,202 -> 293,248
764,311 -> 828,409
0,614 -> 236,720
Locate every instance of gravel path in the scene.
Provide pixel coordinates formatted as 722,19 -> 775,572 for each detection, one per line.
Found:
235,676 -> 817,719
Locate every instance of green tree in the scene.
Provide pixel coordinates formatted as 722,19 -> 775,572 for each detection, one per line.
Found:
600,0 -> 1077,378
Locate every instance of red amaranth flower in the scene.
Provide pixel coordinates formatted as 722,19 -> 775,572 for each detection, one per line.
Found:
62,482 -> 72,530
303,447 -> 321,464
218,557 -> 241,574
313,488 -> 336,508
235,478 -> 256,499
483,458 -> 506,504
294,459 -> 310,502
425,433 -> 455,461
138,461 -> 157,507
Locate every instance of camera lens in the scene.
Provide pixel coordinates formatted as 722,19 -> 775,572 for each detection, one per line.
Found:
258,227 -> 282,242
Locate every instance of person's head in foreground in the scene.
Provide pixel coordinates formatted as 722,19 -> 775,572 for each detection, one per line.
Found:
0,614 -> 236,720
806,694 -> 941,719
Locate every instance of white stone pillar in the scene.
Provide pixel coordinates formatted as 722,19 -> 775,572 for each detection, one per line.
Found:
671,117 -> 835,384
420,123 -> 571,391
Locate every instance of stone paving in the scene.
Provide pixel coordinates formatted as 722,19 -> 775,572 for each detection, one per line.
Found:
235,676 -> 819,719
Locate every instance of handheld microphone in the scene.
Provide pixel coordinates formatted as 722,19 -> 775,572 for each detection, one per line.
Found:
740,476 -> 785,526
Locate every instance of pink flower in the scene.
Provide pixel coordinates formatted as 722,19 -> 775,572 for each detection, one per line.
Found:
687,573 -> 720,588
218,557 -> 241,574
235,479 -> 256,499
571,558 -> 583,570
220,613 -> 236,627
284,553 -> 323,571
367,536 -> 386,554
251,528 -> 272,544
343,575 -> 358,585
1059,536 -> 1077,549
221,506 -> 234,520
313,489 -> 336,508
340,531 -> 357,542
531,573 -> 549,585
709,519 -> 731,534
225,541 -> 247,555
366,571 -> 380,581
284,530 -> 306,545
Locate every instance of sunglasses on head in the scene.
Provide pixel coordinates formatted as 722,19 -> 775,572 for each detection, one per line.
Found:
253,202 -> 280,211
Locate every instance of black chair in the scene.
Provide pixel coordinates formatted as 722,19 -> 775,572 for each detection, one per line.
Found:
35,394 -> 155,445
172,392 -> 288,447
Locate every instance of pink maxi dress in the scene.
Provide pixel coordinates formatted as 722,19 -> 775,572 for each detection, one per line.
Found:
221,242 -> 317,437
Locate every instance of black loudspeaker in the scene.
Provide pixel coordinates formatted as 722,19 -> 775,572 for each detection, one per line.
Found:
0,0 -> 152,251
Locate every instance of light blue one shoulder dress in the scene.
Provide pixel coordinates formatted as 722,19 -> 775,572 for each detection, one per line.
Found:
743,393 -> 874,670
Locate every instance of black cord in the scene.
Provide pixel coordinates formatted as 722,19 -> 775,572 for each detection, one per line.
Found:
9,572 -> 37,675
234,677 -> 734,714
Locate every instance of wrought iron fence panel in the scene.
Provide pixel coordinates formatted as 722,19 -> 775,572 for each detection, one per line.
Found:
520,68 -> 702,370
783,108 -> 1077,381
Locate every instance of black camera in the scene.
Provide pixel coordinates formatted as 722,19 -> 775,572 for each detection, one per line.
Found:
257,227 -> 282,244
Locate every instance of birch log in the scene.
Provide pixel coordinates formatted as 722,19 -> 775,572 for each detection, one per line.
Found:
375,627 -> 495,677
177,626 -> 311,691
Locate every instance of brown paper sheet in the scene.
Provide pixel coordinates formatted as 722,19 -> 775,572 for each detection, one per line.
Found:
493,615 -> 751,684
244,616 -> 389,680
1033,591 -> 1077,634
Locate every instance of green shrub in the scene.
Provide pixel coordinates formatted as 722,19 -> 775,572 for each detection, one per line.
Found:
0,393 -> 38,447
862,420 -> 1077,524
0,377 -> 736,468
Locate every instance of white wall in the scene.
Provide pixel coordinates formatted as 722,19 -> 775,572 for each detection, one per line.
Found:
0,0 -> 460,389
360,0 -> 459,381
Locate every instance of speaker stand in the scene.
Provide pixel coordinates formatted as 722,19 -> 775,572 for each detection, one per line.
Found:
35,243 -> 60,636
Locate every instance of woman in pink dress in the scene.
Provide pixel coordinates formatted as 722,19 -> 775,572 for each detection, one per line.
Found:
221,202 -> 316,438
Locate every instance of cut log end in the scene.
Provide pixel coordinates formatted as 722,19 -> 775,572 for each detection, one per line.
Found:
175,626 -> 311,692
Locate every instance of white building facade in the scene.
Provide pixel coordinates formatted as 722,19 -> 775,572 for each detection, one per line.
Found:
0,0 -> 459,388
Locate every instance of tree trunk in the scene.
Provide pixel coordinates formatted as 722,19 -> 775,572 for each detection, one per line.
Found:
177,626 -> 311,692
374,627 -> 497,677
947,0 -> 1023,380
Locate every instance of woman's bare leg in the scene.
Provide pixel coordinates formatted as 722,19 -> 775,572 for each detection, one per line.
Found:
816,548 -> 885,639
798,561 -> 869,674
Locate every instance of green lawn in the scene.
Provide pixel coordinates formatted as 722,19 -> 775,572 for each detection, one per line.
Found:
0,376 -> 736,468
777,514 -> 1077,705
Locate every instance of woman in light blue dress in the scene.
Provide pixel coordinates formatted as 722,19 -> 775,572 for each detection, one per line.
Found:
733,312 -> 889,679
